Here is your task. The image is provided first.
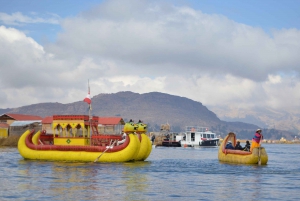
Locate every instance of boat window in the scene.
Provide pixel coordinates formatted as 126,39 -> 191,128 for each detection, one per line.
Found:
207,134 -> 210,138
203,134 -> 206,138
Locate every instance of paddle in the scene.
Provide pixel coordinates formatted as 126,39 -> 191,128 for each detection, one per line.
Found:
258,135 -> 263,165
94,140 -> 115,163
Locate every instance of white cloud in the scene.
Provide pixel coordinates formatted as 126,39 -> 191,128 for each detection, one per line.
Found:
48,1 -> 300,81
267,75 -> 282,84
0,12 -> 60,25
0,0 -> 300,115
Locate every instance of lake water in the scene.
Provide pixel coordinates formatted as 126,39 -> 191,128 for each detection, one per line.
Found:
0,144 -> 299,201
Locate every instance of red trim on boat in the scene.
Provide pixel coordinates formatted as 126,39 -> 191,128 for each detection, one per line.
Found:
25,130 -> 130,152
222,132 -> 252,155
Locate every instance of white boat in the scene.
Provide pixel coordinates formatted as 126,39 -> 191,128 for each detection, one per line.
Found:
180,126 -> 219,147
161,132 -> 182,147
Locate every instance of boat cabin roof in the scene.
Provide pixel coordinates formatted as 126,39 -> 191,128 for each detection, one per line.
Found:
186,126 -> 213,133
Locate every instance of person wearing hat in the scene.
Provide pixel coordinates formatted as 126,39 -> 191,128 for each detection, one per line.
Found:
250,129 -> 263,151
225,140 -> 235,150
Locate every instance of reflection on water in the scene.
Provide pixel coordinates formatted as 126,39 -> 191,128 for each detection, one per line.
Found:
0,144 -> 300,200
10,159 -> 152,200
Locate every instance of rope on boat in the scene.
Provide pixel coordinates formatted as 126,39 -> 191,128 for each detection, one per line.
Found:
94,140 -> 116,163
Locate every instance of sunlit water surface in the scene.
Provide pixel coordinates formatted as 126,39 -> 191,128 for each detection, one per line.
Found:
0,144 -> 299,201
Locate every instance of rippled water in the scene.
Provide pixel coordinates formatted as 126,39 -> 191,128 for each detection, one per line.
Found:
0,144 -> 299,201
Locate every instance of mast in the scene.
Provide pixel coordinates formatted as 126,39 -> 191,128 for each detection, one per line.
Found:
88,80 -> 91,117
83,79 -> 93,145
88,79 -> 92,145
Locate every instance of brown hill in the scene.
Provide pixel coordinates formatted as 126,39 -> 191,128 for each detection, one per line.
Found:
4,91 -> 295,140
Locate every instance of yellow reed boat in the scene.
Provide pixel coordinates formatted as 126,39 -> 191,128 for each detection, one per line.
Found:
134,120 -> 152,161
218,132 -> 268,165
18,115 -> 148,163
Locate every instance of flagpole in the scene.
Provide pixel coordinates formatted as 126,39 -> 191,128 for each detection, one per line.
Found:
89,80 -> 92,146
88,79 -> 91,119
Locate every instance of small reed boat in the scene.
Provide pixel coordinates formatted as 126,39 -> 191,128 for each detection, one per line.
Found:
218,132 -> 268,165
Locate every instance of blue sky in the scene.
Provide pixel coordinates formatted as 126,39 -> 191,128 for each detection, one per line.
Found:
0,0 -> 300,124
190,0 -> 300,30
1,0 -> 299,43
0,0 -> 103,43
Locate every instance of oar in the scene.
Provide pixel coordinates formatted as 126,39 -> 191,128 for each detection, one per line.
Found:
94,140 -> 115,163
258,135 -> 263,165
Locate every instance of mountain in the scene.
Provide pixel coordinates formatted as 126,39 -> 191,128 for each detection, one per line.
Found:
3,91 -> 297,140
0,108 -> 12,115
210,106 -> 300,136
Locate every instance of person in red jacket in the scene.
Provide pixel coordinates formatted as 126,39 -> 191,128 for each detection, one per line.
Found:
250,129 -> 263,151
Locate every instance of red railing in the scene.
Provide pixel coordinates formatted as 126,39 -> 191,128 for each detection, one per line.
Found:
91,135 -> 122,146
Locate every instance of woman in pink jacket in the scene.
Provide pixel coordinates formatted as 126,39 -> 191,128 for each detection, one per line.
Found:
250,129 -> 263,151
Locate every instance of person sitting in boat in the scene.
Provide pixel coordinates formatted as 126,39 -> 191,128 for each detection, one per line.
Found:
243,140 -> 251,151
225,141 -> 235,149
234,141 -> 243,150
250,129 -> 263,151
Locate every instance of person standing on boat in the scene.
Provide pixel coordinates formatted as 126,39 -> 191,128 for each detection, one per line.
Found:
166,133 -> 170,140
250,129 -> 263,152
150,133 -> 155,145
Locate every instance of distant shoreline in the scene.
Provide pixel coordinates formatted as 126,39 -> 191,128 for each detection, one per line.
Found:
222,139 -> 300,144
0,136 -> 20,147
1,136 -> 300,147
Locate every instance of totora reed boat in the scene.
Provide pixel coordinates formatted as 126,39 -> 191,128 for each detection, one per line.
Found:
218,132 -> 268,165
18,115 -> 152,163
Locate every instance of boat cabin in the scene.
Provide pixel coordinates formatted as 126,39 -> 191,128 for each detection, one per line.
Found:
50,115 -> 99,146
185,126 -> 216,140
181,126 -> 219,147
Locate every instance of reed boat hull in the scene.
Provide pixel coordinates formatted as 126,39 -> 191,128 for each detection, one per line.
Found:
218,132 -> 268,165
32,130 -> 41,145
18,130 -> 140,163
135,133 -> 152,161
218,147 -> 268,165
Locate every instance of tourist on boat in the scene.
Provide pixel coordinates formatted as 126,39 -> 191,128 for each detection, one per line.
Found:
166,134 -> 170,139
151,133 -> 156,144
243,140 -> 251,151
234,141 -> 243,150
225,141 -> 235,149
250,129 -> 263,151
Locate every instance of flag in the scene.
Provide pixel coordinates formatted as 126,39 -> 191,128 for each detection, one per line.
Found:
84,93 -> 91,104
83,80 -> 92,105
